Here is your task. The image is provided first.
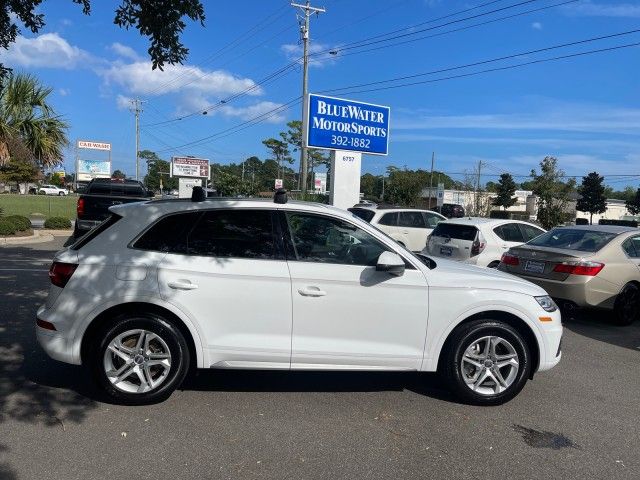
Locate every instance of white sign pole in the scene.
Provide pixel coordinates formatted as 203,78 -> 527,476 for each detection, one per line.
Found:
330,150 -> 362,210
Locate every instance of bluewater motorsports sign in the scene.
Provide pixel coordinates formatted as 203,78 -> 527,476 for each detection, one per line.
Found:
306,94 -> 390,155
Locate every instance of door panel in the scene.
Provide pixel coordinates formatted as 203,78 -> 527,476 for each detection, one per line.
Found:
283,211 -> 429,370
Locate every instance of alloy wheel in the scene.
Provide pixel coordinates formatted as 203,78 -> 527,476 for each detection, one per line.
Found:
460,335 -> 519,396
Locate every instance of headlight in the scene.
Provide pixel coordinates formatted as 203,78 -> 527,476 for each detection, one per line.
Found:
535,295 -> 557,312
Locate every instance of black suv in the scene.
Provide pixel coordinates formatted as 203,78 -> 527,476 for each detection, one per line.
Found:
437,203 -> 465,218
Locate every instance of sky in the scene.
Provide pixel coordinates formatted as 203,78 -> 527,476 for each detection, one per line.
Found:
1,0 -> 639,188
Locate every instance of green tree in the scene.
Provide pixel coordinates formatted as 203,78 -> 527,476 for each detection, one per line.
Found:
50,171 -> 65,187
492,173 -> 518,210
529,156 -> 576,229
141,150 -> 177,192
626,188 -> 640,216
262,137 -> 291,182
576,171 -> 607,224
0,73 -> 68,167
0,157 -> 39,191
385,168 -> 456,206
280,120 -> 329,190
112,169 -> 126,179
1,1 -> 205,80
360,173 -> 383,200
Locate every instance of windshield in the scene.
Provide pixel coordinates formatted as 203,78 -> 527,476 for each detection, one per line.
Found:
527,228 -> 617,252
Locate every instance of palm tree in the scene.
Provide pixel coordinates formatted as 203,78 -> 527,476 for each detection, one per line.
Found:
0,73 -> 69,167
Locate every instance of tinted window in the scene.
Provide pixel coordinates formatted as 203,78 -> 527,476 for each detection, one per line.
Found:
622,236 -> 640,258
398,211 -> 426,228
528,229 -> 617,252
431,223 -> 478,241
494,223 -> 524,243
71,214 -> 122,250
286,212 -> 388,266
348,208 -> 375,223
133,212 -> 201,253
423,212 -> 442,228
378,212 -> 398,226
519,224 -> 545,242
88,182 -> 111,195
187,210 -> 276,259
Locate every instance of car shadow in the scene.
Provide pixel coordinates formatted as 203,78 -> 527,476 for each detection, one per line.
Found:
561,309 -> 640,352
181,369 -> 456,402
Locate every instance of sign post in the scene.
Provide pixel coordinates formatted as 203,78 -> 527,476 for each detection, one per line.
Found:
437,183 -> 445,208
305,94 -> 390,210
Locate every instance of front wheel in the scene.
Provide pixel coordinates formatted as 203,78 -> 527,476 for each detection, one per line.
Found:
58,191 -> 65,196
613,283 -> 640,326
442,319 -> 531,405
90,313 -> 190,405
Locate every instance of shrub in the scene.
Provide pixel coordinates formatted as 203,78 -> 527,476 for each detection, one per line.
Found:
4,215 -> 31,231
0,218 -> 17,236
489,210 -> 511,219
44,216 -> 72,229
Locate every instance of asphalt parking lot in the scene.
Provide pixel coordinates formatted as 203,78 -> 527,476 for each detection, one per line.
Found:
1,237 -> 638,480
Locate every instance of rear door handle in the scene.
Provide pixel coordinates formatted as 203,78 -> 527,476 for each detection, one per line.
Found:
401,230 -> 409,234
298,286 -> 327,297
168,280 -> 199,290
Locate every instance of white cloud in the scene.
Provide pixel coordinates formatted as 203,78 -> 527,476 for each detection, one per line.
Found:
109,42 -> 141,61
58,88 -> 70,96
281,42 -> 338,68
99,61 -> 262,97
116,94 -> 133,110
218,101 -> 287,123
563,1 -> 640,18
0,32 -> 93,69
531,22 -> 543,30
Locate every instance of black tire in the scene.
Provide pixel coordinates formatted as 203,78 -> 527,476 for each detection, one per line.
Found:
90,313 -> 190,405
487,261 -> 500,269
58,191 -> 64,196
613,283 -> 640,326
442,319 -> 531,406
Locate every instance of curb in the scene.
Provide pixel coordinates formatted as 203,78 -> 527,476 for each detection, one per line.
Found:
0,229 -> 71,245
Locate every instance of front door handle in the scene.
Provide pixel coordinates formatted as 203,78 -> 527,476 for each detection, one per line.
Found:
298,286 -> 327,297
168,280 -> 199,290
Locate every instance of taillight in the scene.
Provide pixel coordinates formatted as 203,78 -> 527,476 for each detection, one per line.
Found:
77,197 -> 85,217
501,253 -> 520,266
49,262 -> 78,288
553,261 -> 604,276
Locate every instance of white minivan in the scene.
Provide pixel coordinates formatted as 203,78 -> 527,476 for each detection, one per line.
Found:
349,206 -> 446,251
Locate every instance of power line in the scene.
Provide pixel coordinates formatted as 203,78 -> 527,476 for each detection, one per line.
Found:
316,0 -> 579,61
322,41 -> 640,96
320,28 -> 640,94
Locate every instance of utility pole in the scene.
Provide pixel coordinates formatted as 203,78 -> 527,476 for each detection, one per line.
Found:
475,160 -> 483,216
292,0 -> 325,194
429,151 -> 435,208
130,98 -> 144,181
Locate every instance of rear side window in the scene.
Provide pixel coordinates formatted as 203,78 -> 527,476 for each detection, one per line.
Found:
398,211 -> 426,228
520,224 -> 545,242
378,212 -> 398,226
348,208 -> 375,223
431,223 -> 478,241
622,236 -> 640,258
187,210 -> 276,259
71,214 -> 122,250
133,212 -> 201,253
87,182 -> 111,195
528,229 -> 617,252
494,223 -> 524,243
423,212 -> 442,228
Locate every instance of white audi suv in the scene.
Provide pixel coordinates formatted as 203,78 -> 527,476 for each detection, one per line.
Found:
37,190 -> 562,406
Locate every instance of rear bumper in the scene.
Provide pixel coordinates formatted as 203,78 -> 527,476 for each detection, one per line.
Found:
514,275 -> 618,310
75,219 -> 101,231
36,305 -> 80,365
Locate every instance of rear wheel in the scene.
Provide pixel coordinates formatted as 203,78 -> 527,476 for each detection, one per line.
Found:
442,319 -> 531,405
614,283 -> 640,326
90,313 -> 190,405
487,261 -> 500,269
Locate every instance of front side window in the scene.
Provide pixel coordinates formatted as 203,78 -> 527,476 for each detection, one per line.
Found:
398,211 -> 426,229
187,210 -> 276,259
285,212 -> 389,266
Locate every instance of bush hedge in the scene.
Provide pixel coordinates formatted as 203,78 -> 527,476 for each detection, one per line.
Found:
44,216 -> 72,229
0,218 -> 17,236
4,215 -> 31,231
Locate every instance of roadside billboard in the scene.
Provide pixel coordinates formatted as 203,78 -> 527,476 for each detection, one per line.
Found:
78,159 -> 111,181
171,156 -> 210,178
78,140 -> 111,151
306,94 -> 390,155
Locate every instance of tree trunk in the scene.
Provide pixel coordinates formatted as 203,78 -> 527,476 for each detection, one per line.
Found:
590,212 -> 593,225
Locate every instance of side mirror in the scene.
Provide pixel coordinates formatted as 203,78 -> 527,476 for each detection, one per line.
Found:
376,251 -> 405,276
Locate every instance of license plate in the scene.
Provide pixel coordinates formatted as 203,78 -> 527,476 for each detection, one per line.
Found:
440,246 -> 452,256
524,260 -> 545,274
